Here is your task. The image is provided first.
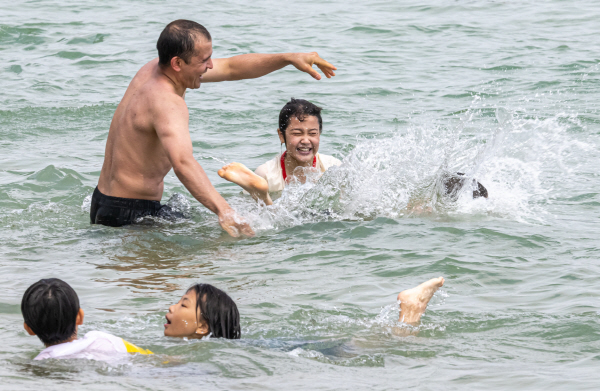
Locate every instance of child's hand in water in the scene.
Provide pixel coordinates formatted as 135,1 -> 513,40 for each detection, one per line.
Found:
218,209 -> 255,238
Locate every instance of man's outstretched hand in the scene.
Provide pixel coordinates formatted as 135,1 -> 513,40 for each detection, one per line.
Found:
218,208 -> 255,238
288,52 -> 337,80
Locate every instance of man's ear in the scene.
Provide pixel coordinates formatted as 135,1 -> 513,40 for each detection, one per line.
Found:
277,128 -> 286,145
76,308 -> 84,326
170,56 -> 183,72
24,323 -> 36,336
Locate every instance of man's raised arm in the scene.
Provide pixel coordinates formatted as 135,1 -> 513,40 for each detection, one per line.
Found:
153,96 -> 254,238
202,52 -> 337,82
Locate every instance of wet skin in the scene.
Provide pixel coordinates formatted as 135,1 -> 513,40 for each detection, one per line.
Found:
164,291 -> 209,338
278,115 -> 321,179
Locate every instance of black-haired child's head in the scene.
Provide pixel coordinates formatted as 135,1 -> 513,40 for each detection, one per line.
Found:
278,98 -> 323,143
277,98 -> 323,167
165,283 -> 240,339
443,172 -> 488,201
21,278 -> 84,346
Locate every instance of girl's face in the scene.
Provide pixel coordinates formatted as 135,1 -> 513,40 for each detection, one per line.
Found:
278,115 -> 321,166
164,291 -> 209,338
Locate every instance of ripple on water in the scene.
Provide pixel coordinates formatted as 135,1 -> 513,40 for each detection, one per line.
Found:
0,25 -> 46,46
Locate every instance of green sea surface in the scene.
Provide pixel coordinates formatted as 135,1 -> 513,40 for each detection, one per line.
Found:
1,0 -> 600,389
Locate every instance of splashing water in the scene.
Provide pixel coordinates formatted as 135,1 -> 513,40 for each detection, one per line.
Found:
230,106 -> 585,231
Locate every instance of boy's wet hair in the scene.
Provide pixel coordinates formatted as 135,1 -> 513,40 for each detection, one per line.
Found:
278,98 -> 323,143
21,278 -> 80,346
443,172 -> 488,200
187,283 -> 240,339
157,19 -> 211,66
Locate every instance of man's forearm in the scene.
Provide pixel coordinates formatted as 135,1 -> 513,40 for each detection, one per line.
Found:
173,159 -> 230,215
204,52 -> 335,82
223,53 -> 291,81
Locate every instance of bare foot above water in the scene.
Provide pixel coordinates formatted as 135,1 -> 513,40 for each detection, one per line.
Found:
218,163 -> 272,205
397,277 -> 445,324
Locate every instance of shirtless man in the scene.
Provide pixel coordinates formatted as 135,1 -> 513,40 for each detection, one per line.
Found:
91,20 -> 337,236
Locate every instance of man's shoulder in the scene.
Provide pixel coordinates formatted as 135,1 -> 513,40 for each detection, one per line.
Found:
129,63 -> 186,111
138,83 -> 188,125
142,80 -> 185,106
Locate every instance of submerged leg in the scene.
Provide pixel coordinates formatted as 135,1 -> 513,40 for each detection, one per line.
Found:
397,277 -> 444,324
218,163 -> 273,206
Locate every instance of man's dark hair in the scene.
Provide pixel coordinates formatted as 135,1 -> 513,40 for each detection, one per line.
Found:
21,278 -> 80,346
157,20 -> 212,67
187,283 -> 240,339
278,98 -> 323,143
443,172 -> 488,200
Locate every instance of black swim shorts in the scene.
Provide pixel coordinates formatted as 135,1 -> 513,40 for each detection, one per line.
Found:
90,187 -> 175,227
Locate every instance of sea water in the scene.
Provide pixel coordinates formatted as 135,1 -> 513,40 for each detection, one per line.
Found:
1,0 -> 599,389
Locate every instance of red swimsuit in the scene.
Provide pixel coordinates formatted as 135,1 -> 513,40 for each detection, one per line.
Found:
280,151 -> 317,181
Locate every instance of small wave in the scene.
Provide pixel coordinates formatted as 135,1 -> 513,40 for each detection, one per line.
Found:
7,65 -> 22,74
0,25 -> 45,45
344,26 -> 394,35
54,51 -> 104,60
28,165 -> 84,184
67,33 -> 109,45
482,65 -> 525,71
